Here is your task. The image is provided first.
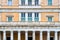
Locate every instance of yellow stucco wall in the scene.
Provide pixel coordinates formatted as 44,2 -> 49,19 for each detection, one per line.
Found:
41,12 -> 59,22
41,0 -> 59,8
1,13 -> 19,22
1,0 -> 19,8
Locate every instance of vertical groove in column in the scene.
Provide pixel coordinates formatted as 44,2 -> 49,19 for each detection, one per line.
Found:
18,31 -> 20,40
40,31 -> 42,40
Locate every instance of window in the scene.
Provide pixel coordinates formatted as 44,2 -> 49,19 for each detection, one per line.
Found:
28,0 -> 32,6
21,12 -> 25,21
8,0 -> 12,6
35,0 -> 39,5
21,0 -> 25,5
48,0 -> 52,6
48,17 -> 52,22
34,12 -> 39,21
7,16 -> 12,22
28,13 -> 32,21
7,37 -> 10,40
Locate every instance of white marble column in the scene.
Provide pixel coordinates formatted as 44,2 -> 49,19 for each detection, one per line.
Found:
55,31 -> 58,40
47,31 -> 50,40
25,0 -> 28,5
19,0 -> 21,5
25,31 -> 28,40
39,0 -> 41,5
3,31 -> 6,40
18,31 -> 21,40
40,31 -> 43,40
32,0 -> 35,5
11,31 -> 13,40
33,31 -> 35,40
25,13 -> 28,21
32,13 -> 34,21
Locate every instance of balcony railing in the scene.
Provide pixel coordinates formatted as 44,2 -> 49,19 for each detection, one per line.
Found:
0,21 -> 60,27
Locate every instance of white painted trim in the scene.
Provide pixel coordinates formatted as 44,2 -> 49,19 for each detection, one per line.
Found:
25,12 -> 28,21
39,0 -> 41,5
19,6 -> 41,8
19,0 -> 21,5
39,13 -> 41,21
0,9 -> 59,12
25,0 -> 28,5
32,0 -> 35,5
19,13 -> 21,21
32,12 -> 34,21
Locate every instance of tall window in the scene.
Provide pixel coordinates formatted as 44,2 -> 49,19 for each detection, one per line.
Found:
21,0 -> 25,5
7,16 -> 12,22
28,13 -> 32,21
28,0 -> 32,6
34,12 -> 39,21
48,17 -> 52,22
48,0 -> 52,6
8,0 -> 12,6
35,0 -> 39,5
21,12 -> 25,21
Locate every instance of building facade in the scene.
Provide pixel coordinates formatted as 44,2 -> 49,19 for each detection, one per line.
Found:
0,0 -> 60,40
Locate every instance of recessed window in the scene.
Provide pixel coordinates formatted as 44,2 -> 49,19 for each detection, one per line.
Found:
35,0 -> 39,5
7,16 -> 12,22
28,13 -> 32,21
7,37 -> 10,40
28,0 -> 32,6
21,12 -> 25,21
21,0 -> 25,5
50,37 -> 54,40
28,37 -> 32,40
48,17 -> 52,22
48,0 -> 52,6
8,0 -> 12,6
34,12 -> 39,22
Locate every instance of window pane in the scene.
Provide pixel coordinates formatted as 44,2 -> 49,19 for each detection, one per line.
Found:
21,12 -> 25,17
48,0 -> 52,6
28,0 -> 32,5
48,17 -> 52,22
35,0 -> 39,5
28,13 -> 32,21
21,13 -> 25,21
34,12 -> 39,21
8,17 -> 12,22
8,0 -> 12,6
21,0 -> 25,5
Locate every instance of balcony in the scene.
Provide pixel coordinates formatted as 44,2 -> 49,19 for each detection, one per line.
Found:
0,21 -> 60,27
